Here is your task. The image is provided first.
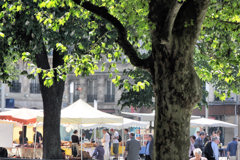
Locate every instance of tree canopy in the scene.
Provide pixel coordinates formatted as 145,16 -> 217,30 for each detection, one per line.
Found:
0,0 -> 240,159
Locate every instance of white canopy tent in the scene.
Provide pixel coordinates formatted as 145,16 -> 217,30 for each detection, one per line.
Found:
190,118 -> 237,128
0,108 -> 43,125
37,99 -> 123,124
121,111 -> 155,121
63,117 -> 149,130
121,111 -> 200,121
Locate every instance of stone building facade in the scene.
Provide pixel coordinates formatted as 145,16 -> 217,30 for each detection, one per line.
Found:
0,58 -> 132,114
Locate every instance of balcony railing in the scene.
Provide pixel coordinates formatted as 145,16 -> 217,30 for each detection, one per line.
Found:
10,82 -> 21,93
87,94 -> 97,102
209,97 -> 236,105
104,95 -> 115,102
30,83 -> 41,94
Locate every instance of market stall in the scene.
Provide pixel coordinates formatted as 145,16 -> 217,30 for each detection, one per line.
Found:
37,99 -> 124,159
0,108 -> 43,159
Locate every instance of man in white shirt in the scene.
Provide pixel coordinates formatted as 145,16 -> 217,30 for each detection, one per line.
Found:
112,129 -> 119,159
102,128 -> 110,160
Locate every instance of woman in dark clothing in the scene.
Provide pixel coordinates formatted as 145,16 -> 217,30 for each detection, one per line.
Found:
71,130 -> 79,157
92,140 -> 105,160
19,131 -> 28,145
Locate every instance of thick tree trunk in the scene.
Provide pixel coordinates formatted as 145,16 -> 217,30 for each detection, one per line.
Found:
35,48 -> 65,159
148,1 -> 209,159
40,80 -> 64,159
152,45 -> 201,160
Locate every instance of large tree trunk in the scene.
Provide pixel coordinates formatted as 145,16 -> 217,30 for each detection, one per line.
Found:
40,80 -> 64,159
149,0 -> 209,159
35,48 -> 65,159
152,44 -> 201,159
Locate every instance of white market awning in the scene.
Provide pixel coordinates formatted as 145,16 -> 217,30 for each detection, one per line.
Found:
190,118 -> 237,128
38,99 -> 123,124
121,111 -> 200,121
0,108 -> 43,125
63,118 -> 149,130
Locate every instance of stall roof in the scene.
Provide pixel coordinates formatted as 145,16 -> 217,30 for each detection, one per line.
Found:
121,111 -> 200,121
0,108 -> 43,125
38,99 -> 123,124
190,118 -> 237,128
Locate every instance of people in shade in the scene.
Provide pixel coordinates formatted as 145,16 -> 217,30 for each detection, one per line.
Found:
145,134 -> 153,160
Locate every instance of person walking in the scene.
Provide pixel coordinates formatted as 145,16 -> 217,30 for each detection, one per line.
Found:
124,132 -> 141,160
101,128 -> 110,160
227,137 -> 238,160
145,134 -> 153,160
194,132 -> 205,152
112,129 -> 119,159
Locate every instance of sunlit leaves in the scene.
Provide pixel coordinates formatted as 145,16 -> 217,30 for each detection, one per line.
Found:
195,0 -> 240,100
118,68 -> 154,108
0,32 -> 4,38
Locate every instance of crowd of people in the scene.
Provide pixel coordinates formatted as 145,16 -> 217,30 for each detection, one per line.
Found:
71,128 -> 154,160
189,130 -> 238,160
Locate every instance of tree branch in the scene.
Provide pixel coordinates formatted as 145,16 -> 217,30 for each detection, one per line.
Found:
161,1 -> 183,43
173,0 -> 210,44
72,0 -> 154,70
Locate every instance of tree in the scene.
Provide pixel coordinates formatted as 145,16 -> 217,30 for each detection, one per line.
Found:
70,0 -> 239,159
1,0 -> 239,159
118,68 -> 154,109
195,0 -> 240,100
0,1 -> 109,158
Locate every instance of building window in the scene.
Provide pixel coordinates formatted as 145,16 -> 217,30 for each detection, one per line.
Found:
30,77 -> 41,94
10,80 -> 21,93
87,79 -> 97,102
105,80 -> 115,102
73,82 -> 81,102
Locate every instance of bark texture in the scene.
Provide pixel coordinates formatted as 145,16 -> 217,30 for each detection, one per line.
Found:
35,48 -> 64,159
149,1 -> 209,159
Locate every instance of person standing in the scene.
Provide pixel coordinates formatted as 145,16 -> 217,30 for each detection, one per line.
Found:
112,129 -> 119,159
194,132 -> 205,152
124,129 -> 130,145
124,133 -> 141,160
107,129 -> 112,152
227,137 -> 238,160
33,127 -> 43,145
102,128 -> 110,160
211,136 -> 220,160
189,135 -> 196,158
71,130 -> 79,157
19,131 -> 28,145
145,134 -> 153,160
195,131 -> 200,139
